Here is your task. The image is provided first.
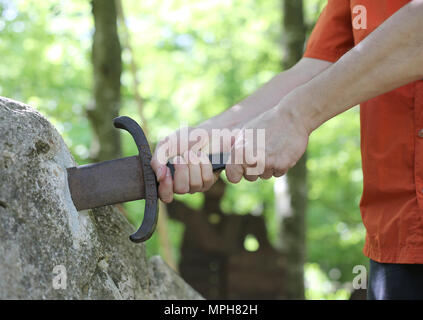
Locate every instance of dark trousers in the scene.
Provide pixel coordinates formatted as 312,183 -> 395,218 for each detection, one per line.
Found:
367,259 -> 423,300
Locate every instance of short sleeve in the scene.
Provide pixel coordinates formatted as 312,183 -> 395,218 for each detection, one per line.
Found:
303,0 -> 354,62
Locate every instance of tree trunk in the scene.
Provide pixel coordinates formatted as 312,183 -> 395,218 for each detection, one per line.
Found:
88,0 -> 122,162
115,0 -> 176,270
278,0 -> 307,300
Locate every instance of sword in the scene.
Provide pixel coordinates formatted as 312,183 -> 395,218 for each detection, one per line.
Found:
66,116 -> 227,243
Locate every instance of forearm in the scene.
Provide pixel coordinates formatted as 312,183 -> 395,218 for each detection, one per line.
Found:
198,57 -> 332,132
291,0 -> 423,133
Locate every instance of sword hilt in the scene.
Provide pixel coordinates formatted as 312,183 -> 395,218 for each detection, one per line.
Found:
114,116 -> 158,243
166,153 -> 228,178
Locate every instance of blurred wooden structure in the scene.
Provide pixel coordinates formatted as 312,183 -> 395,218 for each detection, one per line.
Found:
167,179 -> 285,299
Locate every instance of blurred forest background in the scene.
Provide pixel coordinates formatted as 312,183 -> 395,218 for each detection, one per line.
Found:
0,0 -> 367,299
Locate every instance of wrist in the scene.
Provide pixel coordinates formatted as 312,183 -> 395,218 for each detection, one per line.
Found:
196,121 -> 212,134
276,84 -> 332,135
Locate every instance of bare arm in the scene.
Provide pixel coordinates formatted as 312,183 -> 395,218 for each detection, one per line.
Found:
293,0 -> 423,133
226,0 -> 423,183
152,57 -> 332,202
198,57 -> 332,132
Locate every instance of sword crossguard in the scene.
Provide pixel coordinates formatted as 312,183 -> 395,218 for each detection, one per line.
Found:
113,116 -> 158,243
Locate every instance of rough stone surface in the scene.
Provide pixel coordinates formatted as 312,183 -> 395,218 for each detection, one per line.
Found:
0,96 -> 202,300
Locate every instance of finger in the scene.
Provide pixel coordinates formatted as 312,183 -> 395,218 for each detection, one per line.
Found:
243,152 -> 265,177
173,155 -> 190,194
151,153 -> 166,182
157,165 -> 168,182
259,169 -> 274,180
151,138 -> 173,182
243,158 -> 259,181
225,132 -> 246,183
273,170 -> 286,178
226,164 -> 244,183
152,128 -> 191,181
198,151 -> 214,191
188,128 -> 210,154
187,150 -> 203,193
158,167 -> 174,203
244,174 -> 258,182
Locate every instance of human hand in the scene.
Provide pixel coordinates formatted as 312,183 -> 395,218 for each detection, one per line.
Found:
225,97 -> 310,183
150,127 -> 220,203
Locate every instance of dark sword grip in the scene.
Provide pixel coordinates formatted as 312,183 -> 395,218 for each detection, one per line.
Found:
166,153 -> 227,178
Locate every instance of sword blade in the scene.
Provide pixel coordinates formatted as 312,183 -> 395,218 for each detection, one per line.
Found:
67,155 -> 145,210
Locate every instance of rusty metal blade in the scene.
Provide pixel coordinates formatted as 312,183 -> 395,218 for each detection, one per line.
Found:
67,155 -> 145,210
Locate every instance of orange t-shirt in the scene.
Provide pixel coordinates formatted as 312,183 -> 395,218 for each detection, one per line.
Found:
304,0 -> 423,263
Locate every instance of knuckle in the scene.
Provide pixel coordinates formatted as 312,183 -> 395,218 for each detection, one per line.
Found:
202,173 -> 213,184
265,156 -> 274,168
259,173 -> 269,180
190,182 -> 202,190
161,196 -> 173,204
245,175 -> 258,182
174,184 -> 189,194
176,187 -> 189,194
159,184 -> 171,195
275,163 -> 286,173
226,170 -> 241,184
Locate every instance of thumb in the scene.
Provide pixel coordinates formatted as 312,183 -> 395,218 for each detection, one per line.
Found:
151,128 -> 191,181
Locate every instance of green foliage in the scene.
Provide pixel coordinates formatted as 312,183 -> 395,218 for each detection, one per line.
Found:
0,0 -> 366,299
0,0 -> 93,163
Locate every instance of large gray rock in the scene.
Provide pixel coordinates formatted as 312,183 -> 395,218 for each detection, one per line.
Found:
0,96 -> 202,300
